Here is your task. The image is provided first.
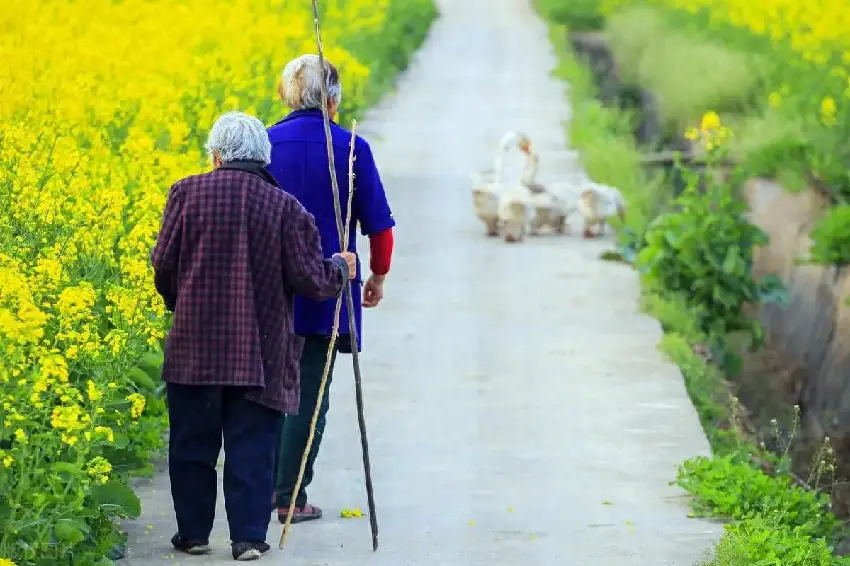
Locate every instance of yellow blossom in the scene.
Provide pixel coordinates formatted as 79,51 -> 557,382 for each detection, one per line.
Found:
87,380 -> 102,402
821,96 -> 838,126
127,393 -> 146,419
86,456 -> 113,484
700,111 -> 721,132
768,92 -> 782,108
94,426 -> 115,443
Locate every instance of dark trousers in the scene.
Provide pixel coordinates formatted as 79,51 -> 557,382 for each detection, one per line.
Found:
167,383 -> 279,543
273,336 -> 338,508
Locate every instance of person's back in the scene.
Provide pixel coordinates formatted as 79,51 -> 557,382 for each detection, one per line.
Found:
267,110 -> 359,259
267,54 -> 396,525
150,111 -> 356,561
163,166 -> 298,404
267,109 -> 393,351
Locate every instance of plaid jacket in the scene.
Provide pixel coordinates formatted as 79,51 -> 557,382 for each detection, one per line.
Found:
151,161 -> 347,413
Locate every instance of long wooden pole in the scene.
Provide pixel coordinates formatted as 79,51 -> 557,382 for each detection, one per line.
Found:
278,120 -> 355,549
279,0 -> 379,551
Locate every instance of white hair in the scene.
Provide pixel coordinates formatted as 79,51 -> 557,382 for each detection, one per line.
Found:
279,54 -> 343,110
204,111 -> 272,165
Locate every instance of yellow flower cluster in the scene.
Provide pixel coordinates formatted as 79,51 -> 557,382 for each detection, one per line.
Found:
0,2 -> 386,449
685,111 -> 733,151
86,456 -> 113,485
0,0 -> 432,561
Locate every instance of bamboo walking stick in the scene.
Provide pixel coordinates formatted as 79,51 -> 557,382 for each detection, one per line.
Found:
279,0 -> 379,551
278,119 -> 356,550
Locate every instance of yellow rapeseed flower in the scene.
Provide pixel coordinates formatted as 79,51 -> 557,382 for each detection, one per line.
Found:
768,92 -> 782,108
821,96 -> 838,126
94,426 -> 115,443
126,393 -> 146,419
700,111 -> 721,132
86,456 -> 113,484
87,380 -> 102,402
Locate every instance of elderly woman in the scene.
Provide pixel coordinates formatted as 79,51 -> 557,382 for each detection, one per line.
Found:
151,111 -> 356,561
267,54 -> 395,523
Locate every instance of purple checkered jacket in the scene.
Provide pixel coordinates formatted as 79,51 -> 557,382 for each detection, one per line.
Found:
150,161 -> 348,413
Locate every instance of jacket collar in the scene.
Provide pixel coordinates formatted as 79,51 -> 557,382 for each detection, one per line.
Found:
274,108 -> 337,126
217,160 -> 281,189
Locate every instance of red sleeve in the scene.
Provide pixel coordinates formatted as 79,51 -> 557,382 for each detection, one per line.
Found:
368,228 -> 393,276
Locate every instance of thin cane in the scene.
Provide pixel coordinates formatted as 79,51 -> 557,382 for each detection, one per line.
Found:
306,1 -> 379,551
279,0 -> 379,550
278,120 -> 356,549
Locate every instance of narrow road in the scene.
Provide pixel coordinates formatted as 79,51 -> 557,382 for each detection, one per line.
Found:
121,0 -> 720,563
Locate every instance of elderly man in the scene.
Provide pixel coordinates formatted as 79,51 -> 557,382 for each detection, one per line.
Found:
151,111 -> 356,561
267,54 -> 395,523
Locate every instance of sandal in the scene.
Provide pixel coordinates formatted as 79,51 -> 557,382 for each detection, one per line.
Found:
277,503 -> 323,524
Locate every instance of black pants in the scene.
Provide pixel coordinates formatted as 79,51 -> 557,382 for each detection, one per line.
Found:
273,336 -> 338,508
167,383 -> 279,543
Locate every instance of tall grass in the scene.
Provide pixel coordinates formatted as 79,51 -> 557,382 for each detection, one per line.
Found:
606,7 -> 762,134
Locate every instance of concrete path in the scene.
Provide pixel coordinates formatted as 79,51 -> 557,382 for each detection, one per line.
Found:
120,0 -> 721,564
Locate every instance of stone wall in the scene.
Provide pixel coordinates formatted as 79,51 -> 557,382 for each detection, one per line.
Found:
744,179 -> 850,444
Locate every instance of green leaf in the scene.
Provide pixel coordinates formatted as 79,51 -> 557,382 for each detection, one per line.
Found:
722,245 -> 742,274
89,480 -> 142,518
663,230 -> 683,250
51,461 -> 86,477
0,499 -> 11,530
54,518 -> 90,545
127,367 -> 157,393
111,432 -> 130,450
137,351 -> 164,380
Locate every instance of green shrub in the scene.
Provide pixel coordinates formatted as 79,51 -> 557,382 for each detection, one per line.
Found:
807,204 -> 850,267
636,162 -> 788,355
534,0 -> 604,30
701,514 -> 850,566
677,455 -> 842,541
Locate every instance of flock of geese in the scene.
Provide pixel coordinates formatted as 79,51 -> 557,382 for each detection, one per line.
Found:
469,131 -> 627,242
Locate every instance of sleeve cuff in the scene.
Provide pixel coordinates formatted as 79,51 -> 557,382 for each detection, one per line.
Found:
331,256 -> 349,297
361,215 -> 396,237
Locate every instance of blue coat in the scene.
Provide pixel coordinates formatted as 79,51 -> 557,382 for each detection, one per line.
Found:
267,109 -> 395,352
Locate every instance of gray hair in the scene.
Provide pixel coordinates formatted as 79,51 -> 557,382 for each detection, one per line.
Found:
279,54 -> 342,110
204,111 -> 272,165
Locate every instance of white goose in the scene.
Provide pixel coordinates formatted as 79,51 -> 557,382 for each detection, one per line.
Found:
520,151 -> 576,236
470,131 -> 532,238
521,159 -> 627,239
577,179 -> 627,238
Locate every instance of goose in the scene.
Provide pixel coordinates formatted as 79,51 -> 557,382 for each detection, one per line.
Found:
577,181 -> 627,238
470,131 -> 532,237
512,151 -> 592,236
519,151 -> 577,235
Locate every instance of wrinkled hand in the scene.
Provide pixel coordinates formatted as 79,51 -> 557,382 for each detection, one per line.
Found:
334,251 -> 357,280
362,274 -> 385,308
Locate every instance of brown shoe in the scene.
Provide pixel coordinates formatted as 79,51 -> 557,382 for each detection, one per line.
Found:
277,503 -> 323,524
